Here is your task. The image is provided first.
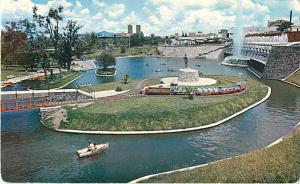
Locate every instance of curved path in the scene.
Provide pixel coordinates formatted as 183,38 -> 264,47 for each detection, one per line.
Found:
100,79 -> 145,101
54,86 -> 271,135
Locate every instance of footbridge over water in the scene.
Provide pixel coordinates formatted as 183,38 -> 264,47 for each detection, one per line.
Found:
0,89 -> 94,112
224,42 -> 300,79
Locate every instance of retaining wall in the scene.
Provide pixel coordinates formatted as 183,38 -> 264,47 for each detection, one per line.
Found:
158,45 -> 225,58
262,46 -> 300,79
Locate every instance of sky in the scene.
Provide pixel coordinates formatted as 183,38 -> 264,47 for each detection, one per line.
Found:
1,0 -> 300,36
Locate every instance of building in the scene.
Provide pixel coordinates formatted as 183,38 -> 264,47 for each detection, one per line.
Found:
188,32 -> 196,37
291,25 -> 300,32
218,29 -> 228,39
128,24 -> 133,35
228,26 -> 278,39
136,25 -> 141,34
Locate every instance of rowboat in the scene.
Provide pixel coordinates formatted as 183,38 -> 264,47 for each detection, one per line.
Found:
76,143 -> 109,158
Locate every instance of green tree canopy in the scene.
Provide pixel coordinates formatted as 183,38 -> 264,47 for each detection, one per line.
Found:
97,52 -> 116,69
276,21 -> 293,32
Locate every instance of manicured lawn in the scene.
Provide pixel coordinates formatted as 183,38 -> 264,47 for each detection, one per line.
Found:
23,71 -> 81,90
286,69 -> 300,86
143,127 -> 300,183
81,79 -> 137,92
59,76 -> 268,131
144,78 -> 162,86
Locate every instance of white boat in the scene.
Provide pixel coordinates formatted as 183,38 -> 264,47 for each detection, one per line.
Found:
77,143 -> 109,158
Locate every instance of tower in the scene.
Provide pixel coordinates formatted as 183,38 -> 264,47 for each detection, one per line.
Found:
128,24 -> 133,35
136,25 -> 141,34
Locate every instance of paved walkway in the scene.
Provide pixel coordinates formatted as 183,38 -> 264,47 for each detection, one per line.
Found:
100,80 -> 145,101
93,90 -> 130,98
161,77 -> 217,86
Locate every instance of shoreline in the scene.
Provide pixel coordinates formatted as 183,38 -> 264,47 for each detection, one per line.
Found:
280,79 -> 300,88
54,73 -> 83,89
247,68 -> 262,78
129,120 -> 300,183
95,70 -> 117,77
49,85 -> 271,135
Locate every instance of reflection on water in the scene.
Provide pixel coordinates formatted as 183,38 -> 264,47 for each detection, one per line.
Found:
65,57 -> 253,89
1,57 -> 300,182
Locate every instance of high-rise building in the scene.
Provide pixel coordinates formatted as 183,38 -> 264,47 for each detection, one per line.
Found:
136,25 -> 141,34
128,24 -> 133,35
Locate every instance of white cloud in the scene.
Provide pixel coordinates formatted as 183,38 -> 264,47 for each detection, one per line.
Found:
92,12 -> 103,20
1,0 -> 298,36
92,0 -> 106,8
107,3 -> 125,18
148,0 -> 218,8
75,1 -> 82,8
149,15 -> 160,25
157,6 -> 176,22
290,0 -> 300,12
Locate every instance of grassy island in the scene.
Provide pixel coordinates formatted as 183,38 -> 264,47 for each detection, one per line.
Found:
81,79 -> 137,92
54,76 -> 268,131
23,71 -> 81,90
142,126 -> 300,183
285,69 -> 300,86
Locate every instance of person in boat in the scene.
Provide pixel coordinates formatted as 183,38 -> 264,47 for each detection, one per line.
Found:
88,141 -> 95,151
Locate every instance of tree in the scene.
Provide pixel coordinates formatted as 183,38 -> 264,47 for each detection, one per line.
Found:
20,19 -> 37,71
40,51 -> 51,81
276,21 -> 293,32
184,87 -> 194,100
120,46 -> 126,53
130,33 -> 144,47
1,21 -> 27,66
33,5 -> 63,72
60,20 -> 82,71
97,52 -> 116,69
122,74 -> 129,84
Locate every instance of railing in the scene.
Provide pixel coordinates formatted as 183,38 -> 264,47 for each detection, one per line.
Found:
0,97 -> 95,112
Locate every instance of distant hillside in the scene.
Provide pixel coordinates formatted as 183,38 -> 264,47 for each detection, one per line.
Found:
97,31 -> 114,37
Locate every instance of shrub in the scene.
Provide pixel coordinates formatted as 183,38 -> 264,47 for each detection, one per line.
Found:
122,74 -> 129,84
115,86 -> 123,91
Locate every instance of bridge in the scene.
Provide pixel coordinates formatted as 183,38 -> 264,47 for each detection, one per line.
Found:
224,42 -> 300,79
1,89 -> 93,112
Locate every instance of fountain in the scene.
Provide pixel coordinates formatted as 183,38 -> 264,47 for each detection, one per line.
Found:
232,0 -> 243,56
223,0 -> 250,67
161,53 -> 217,86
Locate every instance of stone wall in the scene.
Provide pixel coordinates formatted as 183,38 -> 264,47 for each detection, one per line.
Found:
158,45 -> 225,58
262,46 -> 300,79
